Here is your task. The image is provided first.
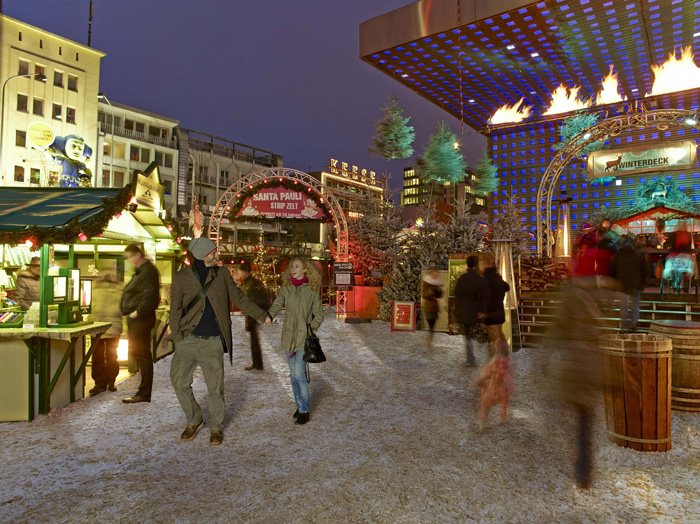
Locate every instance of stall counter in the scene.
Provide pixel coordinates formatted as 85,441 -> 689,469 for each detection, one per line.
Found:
0,322 -> 111,422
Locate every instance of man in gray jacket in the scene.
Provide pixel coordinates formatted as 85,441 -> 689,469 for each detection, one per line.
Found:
169,237 -> 271,445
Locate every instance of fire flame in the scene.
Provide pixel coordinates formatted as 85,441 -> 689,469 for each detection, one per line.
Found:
543,84 -> 591,116
647,46 -> 700,97
489,97 -> 532,125
596,65 -> 626,105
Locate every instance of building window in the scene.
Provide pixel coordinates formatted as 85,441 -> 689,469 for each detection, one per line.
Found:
114,170 -> 124,187
113,141 -> 126,159
16,130 -> 26,147
17,94 -> 28,112
54,71 -> 63,87
155,151 -> 173,168
164,180 -> 172,195
67,75 -> 78,91
102,169 -> 111,187
130,146 -> 150,163
33,98 -> 44,116
18,60 -> 29,76
66,107 -> 76,124
52,103 -> 62,120
35,65 -> 45,79
14,166 -> 24,183
124,119 -> 145,134
149,125 -> 164,138
30,168 -> 40,185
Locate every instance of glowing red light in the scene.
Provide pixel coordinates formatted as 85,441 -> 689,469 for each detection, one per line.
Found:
78,233 -> 88,242
24,239 -> 33,248
177,238 -> 182,244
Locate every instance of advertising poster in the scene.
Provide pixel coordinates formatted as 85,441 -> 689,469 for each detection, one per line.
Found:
587,141 -> 696,179
391,301 -> 416,332
448,259 -> 468,297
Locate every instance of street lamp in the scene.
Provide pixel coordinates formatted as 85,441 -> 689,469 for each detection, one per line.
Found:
0,72 -> 47,184
97,92 -> 114,187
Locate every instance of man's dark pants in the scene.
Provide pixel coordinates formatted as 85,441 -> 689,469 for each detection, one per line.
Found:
248,321 -> 263,369
127,314 -> 156,397
91,337 -> 120,388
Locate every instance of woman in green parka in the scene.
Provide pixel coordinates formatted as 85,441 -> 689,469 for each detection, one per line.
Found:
268,258 -> 324,425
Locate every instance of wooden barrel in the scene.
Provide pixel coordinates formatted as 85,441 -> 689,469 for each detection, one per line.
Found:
649,320 -> 700,412
599,333 -> 672,452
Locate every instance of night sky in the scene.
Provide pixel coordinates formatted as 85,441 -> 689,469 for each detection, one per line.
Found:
5,0 -> 486,192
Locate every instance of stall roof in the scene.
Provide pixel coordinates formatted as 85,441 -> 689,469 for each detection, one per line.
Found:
0,188 -> 120,231
613,206 -> 699,228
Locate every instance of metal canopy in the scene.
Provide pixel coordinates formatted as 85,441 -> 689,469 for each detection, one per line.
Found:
360,0 -> 700,131
0,188 -> 120,231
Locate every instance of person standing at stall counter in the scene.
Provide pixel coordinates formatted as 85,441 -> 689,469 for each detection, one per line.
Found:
169,238 -> 271,445
14,257 -> 41,310
120,243 -> 160,404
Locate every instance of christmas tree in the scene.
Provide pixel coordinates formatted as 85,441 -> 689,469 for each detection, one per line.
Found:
369,95 -> 416,185
420,121 -> 467,185
554,114 -> 606,157
473,153 -> 499,196
490,197 -> 530,258
253,230 -> 279,293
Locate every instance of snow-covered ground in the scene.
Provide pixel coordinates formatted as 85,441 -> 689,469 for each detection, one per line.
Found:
1,312 -> 699,523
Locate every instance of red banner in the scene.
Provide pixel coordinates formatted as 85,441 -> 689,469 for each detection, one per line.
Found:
236,187 -> 326,219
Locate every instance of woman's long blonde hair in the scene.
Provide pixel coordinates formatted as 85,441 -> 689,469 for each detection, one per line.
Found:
281,257 -> 322,292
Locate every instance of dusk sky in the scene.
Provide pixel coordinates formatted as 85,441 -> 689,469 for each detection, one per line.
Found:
5,0 -> 486,192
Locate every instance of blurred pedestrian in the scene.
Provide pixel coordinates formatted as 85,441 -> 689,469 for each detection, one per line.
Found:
169,238 -> 271,445
14,257 -> 41,310
480,253 -> 511,356
477,339 -> 512,429
120,243 -> 160,404
421,268 -> 443,350
609,236 -> 647,331
237,262 -> 270,371
574,223 -> 598,277
267,258 -> 324,425
454,255 -> 489,367
595,219 -> 619,276
548,277 -> 608,489
88,261 -> 124,396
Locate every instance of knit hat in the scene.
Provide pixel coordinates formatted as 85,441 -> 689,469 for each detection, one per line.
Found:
237,262 -> 251,272
29,257 -> 40,266
189,237 -> 217,260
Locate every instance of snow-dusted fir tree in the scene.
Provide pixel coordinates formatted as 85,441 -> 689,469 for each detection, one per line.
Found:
444,197 -> 487,257
420,121 -> 467,185
348,193 -> 405,277
490,197 -> 529,258
369,95 -> 416,185
555,114 -> 606,157
473,153 -> 499,196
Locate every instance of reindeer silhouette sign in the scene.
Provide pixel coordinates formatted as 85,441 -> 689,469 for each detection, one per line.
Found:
587,141 -> 696,179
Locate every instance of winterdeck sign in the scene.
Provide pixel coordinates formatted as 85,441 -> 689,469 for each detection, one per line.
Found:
587,141 -> 696,179
236,187 -> 326,219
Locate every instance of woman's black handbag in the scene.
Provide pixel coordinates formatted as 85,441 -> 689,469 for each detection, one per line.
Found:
303,324 -> 326,364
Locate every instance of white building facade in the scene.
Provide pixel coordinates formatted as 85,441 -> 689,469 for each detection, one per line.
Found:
96,100 -> 179,216
0,14 -> 104,187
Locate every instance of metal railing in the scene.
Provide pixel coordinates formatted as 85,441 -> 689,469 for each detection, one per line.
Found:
99,122 -> 177,149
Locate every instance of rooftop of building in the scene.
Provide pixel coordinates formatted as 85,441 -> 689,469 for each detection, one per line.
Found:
98,99 -> 179,125
360,0 -> 700,132
1,13 -> 106,57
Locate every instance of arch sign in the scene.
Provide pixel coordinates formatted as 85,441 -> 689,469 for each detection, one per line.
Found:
536,109 -> 700,257
209,167 -> 349,316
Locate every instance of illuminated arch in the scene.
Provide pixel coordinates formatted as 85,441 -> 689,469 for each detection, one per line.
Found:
208,167 -> 349,314
536,109 -> 700,257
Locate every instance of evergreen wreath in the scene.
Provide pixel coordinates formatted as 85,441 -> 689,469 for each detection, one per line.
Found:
227,177 -> 334,224
0,186 -> 135,248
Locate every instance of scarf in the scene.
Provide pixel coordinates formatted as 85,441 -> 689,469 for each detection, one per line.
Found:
291,276 -> 308,287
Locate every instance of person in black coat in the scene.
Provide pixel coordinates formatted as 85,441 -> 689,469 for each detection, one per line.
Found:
480,253 -> 511,355
120,243 -> 161,403
609,236 -> 647,331
454,255 -> 489,367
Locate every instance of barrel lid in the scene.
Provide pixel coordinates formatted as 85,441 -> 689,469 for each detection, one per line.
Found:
650,320 -> 700,329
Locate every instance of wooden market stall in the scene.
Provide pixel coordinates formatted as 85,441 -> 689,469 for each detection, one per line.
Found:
0,184 -> 180,421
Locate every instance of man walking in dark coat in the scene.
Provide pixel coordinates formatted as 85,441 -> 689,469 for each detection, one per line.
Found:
481,253 -> 511,355
609,236 -> 647,331
169,238 -> 271,445
120,243 -> 160,404
237,262 -> 269,371
454,255 -> 489,367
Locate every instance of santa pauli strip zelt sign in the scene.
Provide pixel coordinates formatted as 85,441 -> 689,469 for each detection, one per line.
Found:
587,140 -> 696,179
237,187 -> 326,219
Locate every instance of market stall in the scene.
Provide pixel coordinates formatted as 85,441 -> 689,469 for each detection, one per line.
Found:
0,174 -> 181,421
